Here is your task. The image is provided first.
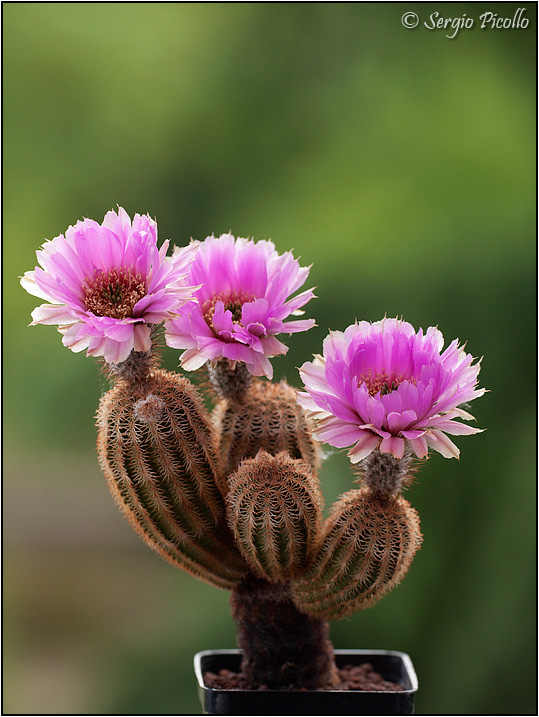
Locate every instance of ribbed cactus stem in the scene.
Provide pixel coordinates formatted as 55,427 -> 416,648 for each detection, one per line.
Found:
96,368 -> 247,590
213,378 -> 321,477
360,448 -> 415,497
231,573 -> 338,690
226,452 -> 324,582
292,487 -> 422,620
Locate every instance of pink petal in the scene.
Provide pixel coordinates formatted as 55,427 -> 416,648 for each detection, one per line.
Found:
260,335 -> 288,357
133,324 -> 152,353
246,351 -> 273,379
281,318 -> 317,334
379,435 -> 406,459
408,435 -> 429,459
31,304 -> 78,326
60,323 -> 90,352
102,337 -> 133,364
180,348 -> 212,371
222,342 -> 253,363
347,433 -> 380,463
426,430 -> 460,459
386,409 -> 417,434
312,419 -> 364,448
103,320 -> 136,342
20,272 -> 55,302
430,420 -> 484,436
295,390 -> 324,413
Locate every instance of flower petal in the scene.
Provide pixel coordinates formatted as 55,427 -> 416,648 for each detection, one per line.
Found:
347,432 -> 380,463
30,304 -> 79,326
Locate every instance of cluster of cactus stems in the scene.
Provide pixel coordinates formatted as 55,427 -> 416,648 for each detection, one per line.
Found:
22,209 -> 484,694
96,339 -> 423,690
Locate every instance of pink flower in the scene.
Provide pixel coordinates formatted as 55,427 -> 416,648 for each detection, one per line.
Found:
297,318 -> 485,462
165,233 -> 315,379
21,207 -> 198,364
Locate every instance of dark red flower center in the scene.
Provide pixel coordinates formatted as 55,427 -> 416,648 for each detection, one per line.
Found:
83,268 -> 146,320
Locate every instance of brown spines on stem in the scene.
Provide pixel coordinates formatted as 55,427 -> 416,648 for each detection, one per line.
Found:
96,368 -> 247,590
213,378 -> 322,478
292,487 -> 423,620
226,451 -> 324,583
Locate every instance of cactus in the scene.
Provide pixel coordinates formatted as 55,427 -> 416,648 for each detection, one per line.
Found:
226,451 -> 324,582
210,362 -> 322,478
22,215 -> 484,694
292,486 -> 423,620
96,358 -> 247,590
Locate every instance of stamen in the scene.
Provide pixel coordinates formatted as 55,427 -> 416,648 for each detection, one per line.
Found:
202,291 -> 255,334
357,369 -> 416,397
84,268 -> 146,320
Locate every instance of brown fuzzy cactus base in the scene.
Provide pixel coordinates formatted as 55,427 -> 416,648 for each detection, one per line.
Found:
203,661 -> 404,692
230,574 -> 338,690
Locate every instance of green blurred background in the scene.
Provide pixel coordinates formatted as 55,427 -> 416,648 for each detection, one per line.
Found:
4,3 -> 536,714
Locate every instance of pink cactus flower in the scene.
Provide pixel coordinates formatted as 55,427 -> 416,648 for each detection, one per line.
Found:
297,318 -> 485,462
165,233 -> 315,379
21,207 -> 198,364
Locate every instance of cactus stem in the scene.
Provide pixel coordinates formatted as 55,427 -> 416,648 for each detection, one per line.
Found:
213,378 -> 322,477
230,573 -> 338,690
96,369 -> 248,589
105,348 -> 154,384
292,488 -> 423,620
207,360 -> 252,402
105,325 -> 164,384
359,447 -> 418,497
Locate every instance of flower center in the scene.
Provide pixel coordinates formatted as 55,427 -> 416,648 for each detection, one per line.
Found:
357,369 -> 415,397
83,268 -> 146,320
202,292 -> 255,333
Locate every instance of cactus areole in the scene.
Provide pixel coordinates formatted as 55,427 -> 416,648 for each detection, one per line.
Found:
21,210 -> 485,699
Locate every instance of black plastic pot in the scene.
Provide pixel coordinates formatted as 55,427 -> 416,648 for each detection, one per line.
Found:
194,648 -> 418,715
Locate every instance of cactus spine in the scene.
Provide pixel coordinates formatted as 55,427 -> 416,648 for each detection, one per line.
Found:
292,487 -> 422,620
226,451 -> 324,582
96,364 -> 247,589
212,373 -> 321,478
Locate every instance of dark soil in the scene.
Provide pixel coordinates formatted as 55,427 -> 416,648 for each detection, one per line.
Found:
203,662 -> 404,692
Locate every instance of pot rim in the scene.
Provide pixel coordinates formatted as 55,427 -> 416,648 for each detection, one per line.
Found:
194,647 -> 418,694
